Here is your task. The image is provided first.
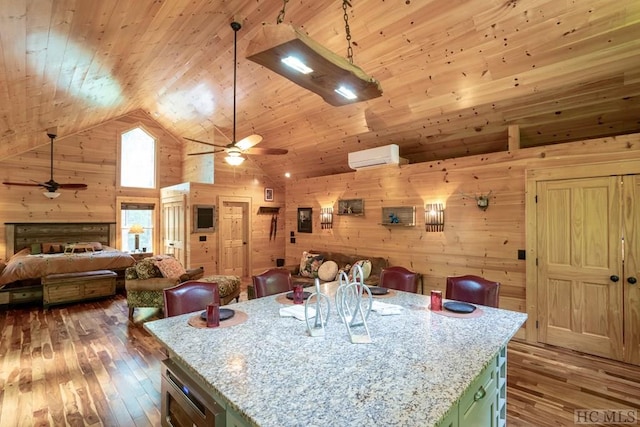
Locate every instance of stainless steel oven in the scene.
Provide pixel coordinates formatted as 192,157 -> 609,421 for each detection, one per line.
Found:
161,358 -> 226,427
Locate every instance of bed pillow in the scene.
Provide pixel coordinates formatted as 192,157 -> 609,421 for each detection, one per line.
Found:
348,260 -> 372,281
299,251 -> 324,278
154,257 -> 187,281
135,258 -> 162,279
42,242 -> 64,254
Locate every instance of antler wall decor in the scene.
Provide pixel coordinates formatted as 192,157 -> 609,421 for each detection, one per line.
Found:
459,190 -> 493,211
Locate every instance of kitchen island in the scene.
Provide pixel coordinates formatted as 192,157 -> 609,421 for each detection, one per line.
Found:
145,282 -> 527,426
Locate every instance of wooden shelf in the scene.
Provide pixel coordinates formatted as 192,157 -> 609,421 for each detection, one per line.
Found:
337,199 -> 364,216
381,206 -> 415,226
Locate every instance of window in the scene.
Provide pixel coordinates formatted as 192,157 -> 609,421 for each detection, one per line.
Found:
120,202 -> 155,253
120,127 -> 156,188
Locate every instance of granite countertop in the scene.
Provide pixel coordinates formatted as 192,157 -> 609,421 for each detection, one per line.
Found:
145,282 -> 527,426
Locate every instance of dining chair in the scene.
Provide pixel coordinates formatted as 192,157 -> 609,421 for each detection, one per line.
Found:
163,280 -> 220,317
252,268 -> 293,298
445,275 -> 500,307
379,266 -> 421,293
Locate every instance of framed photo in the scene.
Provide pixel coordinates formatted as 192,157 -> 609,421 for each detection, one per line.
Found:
264,187 -> 274,202
297,207 -> 313,233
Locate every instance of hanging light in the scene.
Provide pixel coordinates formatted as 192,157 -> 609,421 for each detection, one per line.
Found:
43,191 -> 61,199
225,150 -> 245,166
246,0 -> 382,106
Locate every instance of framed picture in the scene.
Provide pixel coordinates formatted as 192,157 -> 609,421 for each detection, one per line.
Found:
297,207 -> 313,233
264,187 -> 274,202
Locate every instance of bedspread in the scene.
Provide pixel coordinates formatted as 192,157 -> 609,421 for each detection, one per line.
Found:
0,247 -> 135,287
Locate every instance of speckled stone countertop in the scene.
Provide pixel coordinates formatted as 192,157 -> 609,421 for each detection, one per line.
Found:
145,282 -> 527,426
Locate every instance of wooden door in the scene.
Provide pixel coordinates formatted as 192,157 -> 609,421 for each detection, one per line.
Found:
537,176 -> 624,360
218,197 -> 250,276
623,175 -> 640,364
161,195 -> 186,267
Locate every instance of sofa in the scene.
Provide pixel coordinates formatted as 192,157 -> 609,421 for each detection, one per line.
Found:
247,250 -> 389,299
124,255 -> 241,318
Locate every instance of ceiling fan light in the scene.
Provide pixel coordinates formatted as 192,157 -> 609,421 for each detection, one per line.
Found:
225,155 -> 245,166
281,56 -> 313,74
43,191 -> 61,199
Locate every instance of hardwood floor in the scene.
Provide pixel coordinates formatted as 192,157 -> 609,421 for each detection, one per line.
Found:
0,295 -> 638,426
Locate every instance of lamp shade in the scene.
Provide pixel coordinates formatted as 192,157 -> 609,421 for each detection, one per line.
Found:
129,224 -> 144,234
247,24 -> 382,106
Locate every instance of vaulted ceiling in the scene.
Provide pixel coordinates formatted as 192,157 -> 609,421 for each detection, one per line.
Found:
1,0 -> 639,185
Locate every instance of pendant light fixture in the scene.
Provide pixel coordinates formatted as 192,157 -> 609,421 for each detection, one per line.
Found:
226,21 -> 246,166
246,0 -> 382,106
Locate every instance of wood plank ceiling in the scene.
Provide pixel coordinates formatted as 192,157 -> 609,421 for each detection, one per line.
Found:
0,0 -> 638,184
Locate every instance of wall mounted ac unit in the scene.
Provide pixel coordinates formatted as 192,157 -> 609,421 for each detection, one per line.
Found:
348,144 -> 400,170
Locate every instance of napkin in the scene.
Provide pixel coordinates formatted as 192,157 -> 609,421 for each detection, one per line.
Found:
279,305 -> 316,321
371,301 -> 404,316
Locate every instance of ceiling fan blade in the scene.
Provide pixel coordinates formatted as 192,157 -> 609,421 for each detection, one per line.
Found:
187,150 -> 222,156
235,134 -> 263,150
58,183 -> 88,189
244,147 -> 288,155
3,181 -> 45,187
183,137 -> 228,149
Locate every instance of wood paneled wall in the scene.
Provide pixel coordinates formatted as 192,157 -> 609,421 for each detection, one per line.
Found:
285,133 -> 640,319
0,110 -> 286,274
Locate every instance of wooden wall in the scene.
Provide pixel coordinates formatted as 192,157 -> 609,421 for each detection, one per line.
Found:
0,110 -> 286,274
285,132 -> 640,316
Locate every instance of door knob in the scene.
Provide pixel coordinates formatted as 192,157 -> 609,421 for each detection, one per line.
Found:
628,277 -> 638,285
610,275 -> 619,282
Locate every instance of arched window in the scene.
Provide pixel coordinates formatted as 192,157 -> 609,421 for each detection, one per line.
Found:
120,127 -> 156,188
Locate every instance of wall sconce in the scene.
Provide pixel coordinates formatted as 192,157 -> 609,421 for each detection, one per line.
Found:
425,203 -> 445,232
320,207 -> 333,230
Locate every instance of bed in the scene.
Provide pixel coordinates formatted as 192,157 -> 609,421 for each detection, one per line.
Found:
1,223 -> 136,304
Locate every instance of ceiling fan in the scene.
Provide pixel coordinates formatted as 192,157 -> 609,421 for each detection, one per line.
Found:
185,21 -> 288,165
3,132 -> 88,198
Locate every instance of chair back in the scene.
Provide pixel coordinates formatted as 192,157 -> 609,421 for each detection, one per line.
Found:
380,266 -> 420,293
252,268 -> 292,298
163,281 -> 220,317
445,275 -> 500,307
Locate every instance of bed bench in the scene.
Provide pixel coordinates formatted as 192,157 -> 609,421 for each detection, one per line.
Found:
42,270 -> 117,308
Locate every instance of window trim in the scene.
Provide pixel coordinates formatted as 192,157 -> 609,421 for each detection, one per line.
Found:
116,196 -> 159,252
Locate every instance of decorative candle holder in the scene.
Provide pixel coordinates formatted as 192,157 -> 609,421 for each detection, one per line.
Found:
335,265 -> 372,344
305,278 -> 330,337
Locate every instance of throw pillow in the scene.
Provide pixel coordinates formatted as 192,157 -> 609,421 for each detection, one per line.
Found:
0,260 -> 5,275
349,260 -> 372,281
42,242 -> 64,254
30,243 -> 42,254
317,260 -> 339,281
154,258 -> 187,280
299,251 -> 324,278
336,264 -> 352,282
135,258 -> 162,279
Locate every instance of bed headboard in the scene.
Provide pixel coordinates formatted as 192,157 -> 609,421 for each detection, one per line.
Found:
5,223 -> 117,255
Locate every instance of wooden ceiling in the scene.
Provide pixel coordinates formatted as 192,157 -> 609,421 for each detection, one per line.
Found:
1,0 -> 639,184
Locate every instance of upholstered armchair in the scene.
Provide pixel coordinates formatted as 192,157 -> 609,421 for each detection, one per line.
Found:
124,256 -> 204,319
445,275 -> 500,307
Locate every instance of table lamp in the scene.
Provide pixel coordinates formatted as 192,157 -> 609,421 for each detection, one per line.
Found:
128,224 -> 144,252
